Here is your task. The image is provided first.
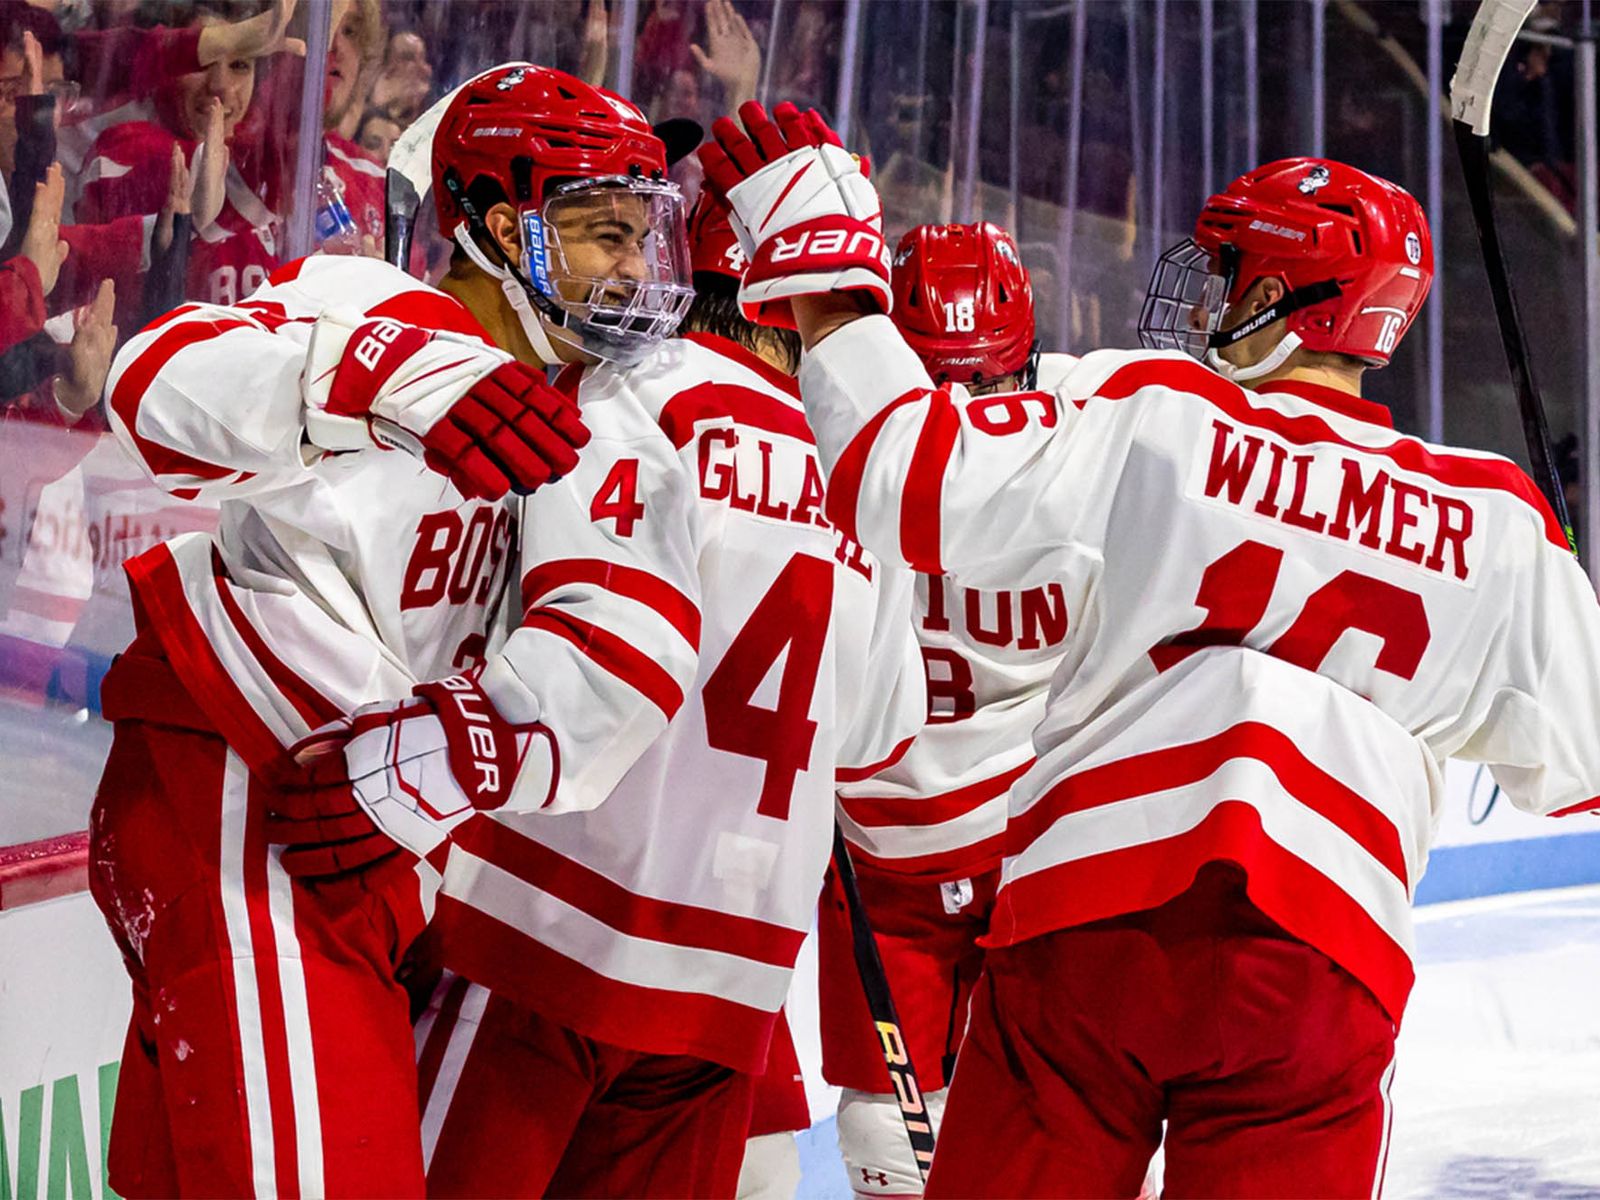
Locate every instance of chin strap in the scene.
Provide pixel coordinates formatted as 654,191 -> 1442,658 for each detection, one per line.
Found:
450,222 -> 565,366
1204,278 -> 1341,384
1206,330 -> 1303,383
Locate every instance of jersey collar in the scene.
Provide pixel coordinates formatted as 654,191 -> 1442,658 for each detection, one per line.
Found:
1254,380 -> 1394,429
680,331 -> 800,398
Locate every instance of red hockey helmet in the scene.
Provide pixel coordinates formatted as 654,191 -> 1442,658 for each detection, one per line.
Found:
430,63 -> 692,365
687,188 -> 747,281
1139,158 -> 1433,381
890,222 -> 1038,391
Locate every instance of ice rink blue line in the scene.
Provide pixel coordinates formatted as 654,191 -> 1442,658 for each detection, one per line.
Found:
1414,832 -> 1600,905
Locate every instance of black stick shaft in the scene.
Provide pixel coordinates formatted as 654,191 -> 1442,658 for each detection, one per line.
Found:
831,824 -> 937,1181
1454,121 -> 1578,554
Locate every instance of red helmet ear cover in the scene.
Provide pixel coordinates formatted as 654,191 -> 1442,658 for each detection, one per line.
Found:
432,63 -> 668,236
1193,158 -> 1433,366
687,189 -> 746,280
890,221 -> 1036,384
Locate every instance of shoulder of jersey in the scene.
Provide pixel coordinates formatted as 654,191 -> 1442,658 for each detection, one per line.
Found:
264,256 -> 489,338
576,332 -> 805,437
1033,351 -> 1080,395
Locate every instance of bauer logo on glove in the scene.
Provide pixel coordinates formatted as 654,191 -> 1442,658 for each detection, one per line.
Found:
698,100 -> 890,329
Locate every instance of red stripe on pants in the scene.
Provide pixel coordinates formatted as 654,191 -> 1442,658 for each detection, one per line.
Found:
89,717 -> 428,1198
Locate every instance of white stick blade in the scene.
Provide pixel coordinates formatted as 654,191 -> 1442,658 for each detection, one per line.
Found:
1449,0 -> 1537,135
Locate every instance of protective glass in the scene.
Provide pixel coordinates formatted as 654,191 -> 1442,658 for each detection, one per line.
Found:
1137,239 -> 1233,359
521,177 -> 694,365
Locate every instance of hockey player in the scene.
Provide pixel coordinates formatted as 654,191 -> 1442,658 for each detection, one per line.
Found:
822,220 -> 1075,1198
88,62 -> 704,1197
677,190 -> 812,1200
703,104 -> 1600,1197
405,180 -> 924,1199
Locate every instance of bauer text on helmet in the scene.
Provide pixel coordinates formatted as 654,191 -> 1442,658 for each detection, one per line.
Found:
432,62 -> 694,366
1139,158 -> 1433,384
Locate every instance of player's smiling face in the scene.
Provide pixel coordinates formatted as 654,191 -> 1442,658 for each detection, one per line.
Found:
547,190 -> 653,305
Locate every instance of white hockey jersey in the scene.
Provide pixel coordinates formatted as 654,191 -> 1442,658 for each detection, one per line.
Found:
104,256 -> 683,836
433,332 -> 925,1073
836,354 -> 1077,880
800,316 -> 1600,1023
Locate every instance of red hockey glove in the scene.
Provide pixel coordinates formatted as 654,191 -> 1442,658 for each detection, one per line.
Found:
697,100 -> 888,329
269,674 -> 558,880
304,313 -> 590,501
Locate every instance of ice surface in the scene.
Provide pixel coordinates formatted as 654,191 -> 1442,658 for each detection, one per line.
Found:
792,885 -> 1600,1198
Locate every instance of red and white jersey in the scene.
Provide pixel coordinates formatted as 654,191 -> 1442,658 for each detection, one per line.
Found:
836,571 -> 1061,878
801,316 -> 1600,1024
323,132 -> 386,250
105,258 -> 560,807
837,355 -> 1078,879
435,332 -> 925,1073
79,118 -> 283,312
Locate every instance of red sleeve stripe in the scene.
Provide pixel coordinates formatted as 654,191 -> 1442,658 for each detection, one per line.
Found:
208,548 -> 343,730
657,381 -> 815,451
266,256 -> 310,286
1005,720 -> 1409,886
898,386 -> 961,575
835,734 -> 916,783
369,290 -> 493,342
1100,357 -> 1570,552
839,758 -> 1033,826
110,317 -> 257,484
1550,796 -> 1600,817
137,303 -> 200,335
823,388 -> 929,549
521,558 -> 700,649
521,609 -> 685,720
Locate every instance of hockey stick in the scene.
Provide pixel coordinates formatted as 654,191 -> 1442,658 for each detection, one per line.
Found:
383,80 -> 470,270
831,824 -> 937,1182
1450,0 -> 1578,554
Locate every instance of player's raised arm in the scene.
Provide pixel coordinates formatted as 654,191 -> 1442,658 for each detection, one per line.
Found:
106,255 -> 587,503
698,101 -> 1096,587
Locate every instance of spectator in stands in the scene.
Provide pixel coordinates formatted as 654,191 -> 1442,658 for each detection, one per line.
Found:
0,164 -> 67,359
354,105 -> 399,162
76,2 -> 280,307
324,0 -> 382,142
0,164 -> 118,434
367,28 -> 431,127
321,0 -> 386,253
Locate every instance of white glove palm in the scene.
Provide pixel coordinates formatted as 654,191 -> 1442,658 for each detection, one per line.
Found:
700,101 -> 889,328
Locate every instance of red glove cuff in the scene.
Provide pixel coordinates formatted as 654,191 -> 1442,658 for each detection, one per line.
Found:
413,674 -> 527,813
326,318 -> 433,420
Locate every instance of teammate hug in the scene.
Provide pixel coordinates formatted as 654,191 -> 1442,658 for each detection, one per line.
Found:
87,57 -> 1600,1200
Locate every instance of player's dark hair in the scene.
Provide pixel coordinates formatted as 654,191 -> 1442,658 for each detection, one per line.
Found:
681,272 -> 801,375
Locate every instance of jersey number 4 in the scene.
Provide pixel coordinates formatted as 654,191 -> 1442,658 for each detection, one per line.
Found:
1152,538 -> 1430,678
704,554 -> 834,820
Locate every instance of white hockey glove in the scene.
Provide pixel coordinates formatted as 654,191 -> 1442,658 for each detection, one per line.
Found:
269,674 -> 557,879
699,100 -> 889,329
303,311 -> 589,500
